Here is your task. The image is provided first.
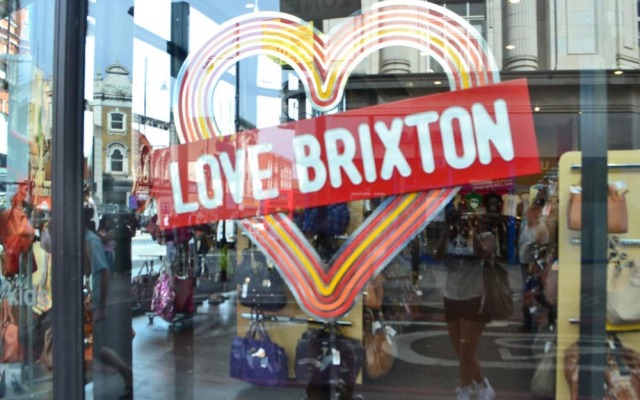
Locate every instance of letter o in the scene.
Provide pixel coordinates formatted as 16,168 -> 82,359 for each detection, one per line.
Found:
440,106 -> 477,170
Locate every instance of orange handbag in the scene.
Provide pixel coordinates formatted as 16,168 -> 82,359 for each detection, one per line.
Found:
1,206 -> 36,277
0,300 -> 23,363
567,183 -> 628,233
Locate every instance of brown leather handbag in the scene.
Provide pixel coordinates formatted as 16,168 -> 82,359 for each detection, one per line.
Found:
363,311 -> 394,379
564,337 -> 640,400
363,274 -> 385,310
0,300 -> 23,363
568,183 -> 628,233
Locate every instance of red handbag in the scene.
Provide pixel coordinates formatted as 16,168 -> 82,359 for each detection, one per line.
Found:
173,275 -> 195,314
1,207 -> 37,277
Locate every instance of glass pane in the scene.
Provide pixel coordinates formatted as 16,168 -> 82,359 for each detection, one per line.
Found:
447,3 -> 467,17
469,1 -> 486,16
78,0 -> 636,399
0,0 -> 54,398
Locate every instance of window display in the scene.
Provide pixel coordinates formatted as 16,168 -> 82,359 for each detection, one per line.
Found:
4,0 -> 636,398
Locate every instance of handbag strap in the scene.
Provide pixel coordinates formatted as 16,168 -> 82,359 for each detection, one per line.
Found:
609,236 -> 632,271
608,334 -> 632,378
245,309 -> 273,343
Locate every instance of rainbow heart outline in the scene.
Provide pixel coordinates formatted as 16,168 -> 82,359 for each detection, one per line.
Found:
174,0 -> 500,320
174,0 -> 499,143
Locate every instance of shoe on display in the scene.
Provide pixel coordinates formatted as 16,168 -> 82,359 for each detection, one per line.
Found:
474,378 -> 495,400
455,385 -> 474,400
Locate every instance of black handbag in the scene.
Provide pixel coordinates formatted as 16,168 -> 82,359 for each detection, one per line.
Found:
480,260 -> 514,321
132,261 -> 159,312
294,326 -> 365,388
237,251 -> 288,311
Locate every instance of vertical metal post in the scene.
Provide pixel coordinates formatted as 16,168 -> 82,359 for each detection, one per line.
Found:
578,69 -> 608,399
52,0 -> 87,398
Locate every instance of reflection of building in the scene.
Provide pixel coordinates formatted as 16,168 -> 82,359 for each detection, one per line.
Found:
89,62 -> 170,210
0,5 -> 29,200
90,63 -> 135,207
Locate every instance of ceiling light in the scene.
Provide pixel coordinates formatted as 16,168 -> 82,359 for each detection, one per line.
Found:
508,0 -> 521,3
505,44 -> 515,50
534,106 -> 540,112
614,70 -> 624,75
434,80 -> 442,85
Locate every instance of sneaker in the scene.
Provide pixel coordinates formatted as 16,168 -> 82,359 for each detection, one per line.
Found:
474,378 -> 495,400
455,385 -> 474,400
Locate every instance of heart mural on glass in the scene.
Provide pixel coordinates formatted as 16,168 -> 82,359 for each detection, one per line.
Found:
151,1 -> 538,320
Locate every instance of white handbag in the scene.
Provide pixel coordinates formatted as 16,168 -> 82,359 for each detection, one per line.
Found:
607,237 -> 640,325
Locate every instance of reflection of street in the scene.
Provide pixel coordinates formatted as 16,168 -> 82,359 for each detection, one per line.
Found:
131,231 -> 166,262
394,325 -> 546,369
126,236 -> 550,399
130,231 -> 238,275
126,265 -> 551,400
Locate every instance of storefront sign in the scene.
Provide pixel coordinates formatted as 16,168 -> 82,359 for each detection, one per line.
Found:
152,79 -> 538,226
155,0 -> 540,320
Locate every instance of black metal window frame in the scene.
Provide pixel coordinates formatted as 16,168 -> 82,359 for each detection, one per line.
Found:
52,0 -> 87,398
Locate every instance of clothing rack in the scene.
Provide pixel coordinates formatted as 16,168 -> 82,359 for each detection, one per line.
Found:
570,238 -> 640,246
570,163 -> 640,170
240,312 -> 352,326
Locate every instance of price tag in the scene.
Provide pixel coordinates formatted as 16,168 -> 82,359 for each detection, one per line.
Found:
415,289 -> 423,296
260,356 -> 269,368
332,348 -> 341,365
385,325 -> 397,338
371,320 -> 382,333
241,283 -> 248,298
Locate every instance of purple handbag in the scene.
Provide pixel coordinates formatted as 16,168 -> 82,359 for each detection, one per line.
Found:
151,271 -> 175,322
229,313 -> 289,386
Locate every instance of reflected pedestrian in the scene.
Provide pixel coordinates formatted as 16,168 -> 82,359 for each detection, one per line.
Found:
517,200 -> 549,332
85,207 -> 133,399
435,206 -> 495,400
97,214 -> 115,270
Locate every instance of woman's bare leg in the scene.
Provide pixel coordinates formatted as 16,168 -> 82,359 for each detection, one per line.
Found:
457,319 -> 487,386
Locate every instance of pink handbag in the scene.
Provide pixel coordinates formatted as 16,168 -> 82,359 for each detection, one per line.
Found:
151,272 -> 175,322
